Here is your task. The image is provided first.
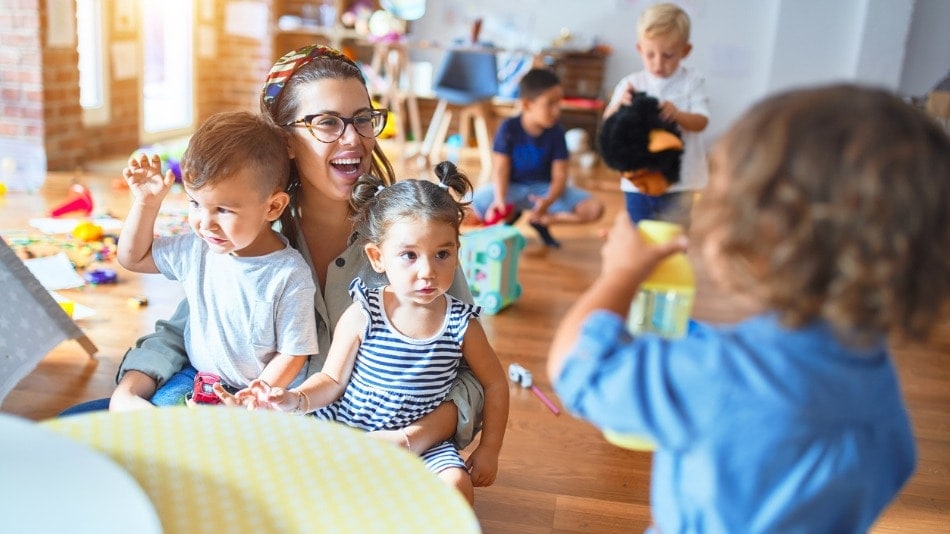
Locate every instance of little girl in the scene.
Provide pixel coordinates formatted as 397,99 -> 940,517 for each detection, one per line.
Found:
231,161 -> 509,505
548,84 -> 950,532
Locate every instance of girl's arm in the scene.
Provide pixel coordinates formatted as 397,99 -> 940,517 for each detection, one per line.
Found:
257,353 -> 308,389
459,318 -> 509,487
253,303 -> 364,412
117,154 -> 175,273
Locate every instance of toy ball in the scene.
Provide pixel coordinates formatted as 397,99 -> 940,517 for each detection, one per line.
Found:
0,181 -> 6,195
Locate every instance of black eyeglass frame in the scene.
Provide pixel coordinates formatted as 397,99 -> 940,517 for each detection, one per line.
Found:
284,109 -> 388,143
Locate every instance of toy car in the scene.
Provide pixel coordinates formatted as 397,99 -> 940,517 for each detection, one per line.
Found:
191,372 -> 222,404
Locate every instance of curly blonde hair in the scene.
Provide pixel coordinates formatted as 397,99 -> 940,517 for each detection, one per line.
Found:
692,84 -> 950,343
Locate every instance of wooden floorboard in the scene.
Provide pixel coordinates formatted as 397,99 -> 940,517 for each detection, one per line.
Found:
2,153 -> 947,532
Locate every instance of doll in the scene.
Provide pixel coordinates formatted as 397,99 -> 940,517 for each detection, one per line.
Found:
597,92 -> 683,195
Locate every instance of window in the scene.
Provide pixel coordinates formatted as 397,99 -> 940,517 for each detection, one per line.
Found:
76,0 -> 109,125
141,0 -> 194,140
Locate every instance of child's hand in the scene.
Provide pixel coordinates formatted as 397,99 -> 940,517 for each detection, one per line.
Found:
528,194 -> 551,222
213,379 -> 285,410
658,100 -> 680,123
123,153 -> 175,205
620,82 -> 637,106
108,389 -> 155,412
487,200 -> 509,222
601,212 -> 687,279
464,446 -> 498,487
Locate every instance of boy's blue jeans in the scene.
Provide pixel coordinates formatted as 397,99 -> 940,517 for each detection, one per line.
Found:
59,365 -> 198,416
625,191 -> 691,223
150,365 -> 199,406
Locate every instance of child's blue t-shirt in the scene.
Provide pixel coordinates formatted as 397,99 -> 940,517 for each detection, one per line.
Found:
554,310 -> 915,533
492,115 -> 568,185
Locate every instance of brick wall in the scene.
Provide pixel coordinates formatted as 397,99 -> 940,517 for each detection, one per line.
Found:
0,0 -> 45,144
0,0 -> 274,172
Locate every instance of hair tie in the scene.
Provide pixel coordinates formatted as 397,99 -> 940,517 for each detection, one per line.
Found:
261,45 -> 359,117
437,182 -> 449,190
375,185 -> 385,196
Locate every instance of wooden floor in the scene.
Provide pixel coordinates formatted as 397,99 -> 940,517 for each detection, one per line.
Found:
2,152 -> 948,532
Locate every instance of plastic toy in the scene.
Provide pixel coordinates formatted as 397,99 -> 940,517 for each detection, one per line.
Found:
508,363 -> 559,414
482,203 -> 515,226
191,372 -> 222,404
459,224 -> 526,314
50,183 -> 94,218
72,221 -> 104,242
627,220 -> 694,338
83,268 -> 117,285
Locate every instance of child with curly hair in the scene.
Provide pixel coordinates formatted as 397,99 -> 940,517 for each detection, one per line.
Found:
549,84 -> 950,532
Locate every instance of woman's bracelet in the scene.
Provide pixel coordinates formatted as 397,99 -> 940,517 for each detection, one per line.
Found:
400,428 -> 411,453
291,389 -> 310,415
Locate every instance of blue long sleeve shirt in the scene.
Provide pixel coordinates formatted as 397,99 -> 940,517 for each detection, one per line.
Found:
555,311 -> 915,533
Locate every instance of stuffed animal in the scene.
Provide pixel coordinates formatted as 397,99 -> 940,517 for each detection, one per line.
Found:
597,92 -> 683,195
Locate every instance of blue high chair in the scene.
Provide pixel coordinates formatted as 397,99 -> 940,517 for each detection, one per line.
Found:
418,47 -> 499,184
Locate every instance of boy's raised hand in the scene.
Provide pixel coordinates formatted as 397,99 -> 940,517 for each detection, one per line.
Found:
123,153 -> 175,205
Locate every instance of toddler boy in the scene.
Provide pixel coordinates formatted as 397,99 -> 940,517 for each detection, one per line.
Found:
470,68 -> 604,248
604,2 -> 709,223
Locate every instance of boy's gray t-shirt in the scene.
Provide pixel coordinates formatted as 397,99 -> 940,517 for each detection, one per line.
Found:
151,232 -> 318,387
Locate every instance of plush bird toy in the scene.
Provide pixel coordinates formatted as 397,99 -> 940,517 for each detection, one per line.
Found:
597,92 -> 684,196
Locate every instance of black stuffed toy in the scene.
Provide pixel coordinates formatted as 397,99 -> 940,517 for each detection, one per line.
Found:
597,92 -> 684,195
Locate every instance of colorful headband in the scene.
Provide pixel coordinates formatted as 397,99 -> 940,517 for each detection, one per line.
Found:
261,44 -> 359,117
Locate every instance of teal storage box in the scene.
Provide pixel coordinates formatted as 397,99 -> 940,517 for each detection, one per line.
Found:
459,225 -> 526,314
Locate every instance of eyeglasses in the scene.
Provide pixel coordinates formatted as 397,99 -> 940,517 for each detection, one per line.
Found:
284,110 -> 388,143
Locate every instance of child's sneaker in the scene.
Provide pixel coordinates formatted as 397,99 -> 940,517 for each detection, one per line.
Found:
529,221 -> 561,248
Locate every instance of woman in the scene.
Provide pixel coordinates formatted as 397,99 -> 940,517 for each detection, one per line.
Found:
65,45 -> 484,451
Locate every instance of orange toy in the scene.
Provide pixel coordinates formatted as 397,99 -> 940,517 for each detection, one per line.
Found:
50,183 -> 94,217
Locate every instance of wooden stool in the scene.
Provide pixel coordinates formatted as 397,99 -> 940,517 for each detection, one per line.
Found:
418,48 -> 499,185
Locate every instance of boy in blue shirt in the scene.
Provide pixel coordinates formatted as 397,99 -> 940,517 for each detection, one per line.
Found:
469,68 -> 603,248
548,84 -> 949,532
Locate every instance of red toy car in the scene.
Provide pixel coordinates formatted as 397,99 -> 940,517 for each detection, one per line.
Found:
191,372 -> 222,404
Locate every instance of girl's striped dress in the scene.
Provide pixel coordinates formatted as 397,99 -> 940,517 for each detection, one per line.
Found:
314,278 -> 480,473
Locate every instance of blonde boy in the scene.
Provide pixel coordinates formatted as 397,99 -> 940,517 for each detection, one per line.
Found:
603,2 -> 709,223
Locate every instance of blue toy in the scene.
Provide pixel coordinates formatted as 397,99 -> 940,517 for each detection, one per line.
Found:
459,224 -> 526,314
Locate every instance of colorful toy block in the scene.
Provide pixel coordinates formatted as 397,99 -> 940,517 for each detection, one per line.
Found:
459,224 -> 526,314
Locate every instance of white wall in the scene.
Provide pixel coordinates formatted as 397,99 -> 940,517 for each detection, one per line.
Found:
899,0 -> 950,97
408,0 -> 947,140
